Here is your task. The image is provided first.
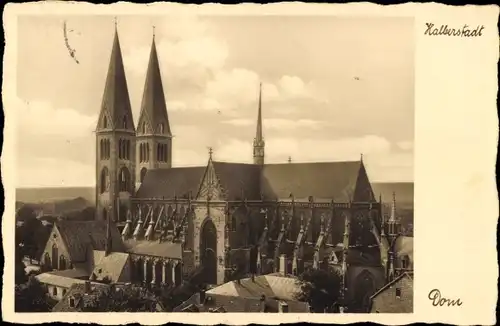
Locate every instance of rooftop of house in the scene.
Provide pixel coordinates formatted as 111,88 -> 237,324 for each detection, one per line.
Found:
52,282 -> 111,312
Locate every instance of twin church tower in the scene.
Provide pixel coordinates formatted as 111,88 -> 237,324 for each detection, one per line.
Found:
95,24 -> 265,222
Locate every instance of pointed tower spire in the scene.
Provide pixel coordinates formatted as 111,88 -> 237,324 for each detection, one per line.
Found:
96,22 -> 134,132
137,32 -> 172,136
253,82 -> 265,165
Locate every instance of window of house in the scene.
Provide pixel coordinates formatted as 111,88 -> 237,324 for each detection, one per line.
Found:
62,289 -> 67,296
52,287 -> 57,296
395,288 -> 401,298
69,297 -> 75,308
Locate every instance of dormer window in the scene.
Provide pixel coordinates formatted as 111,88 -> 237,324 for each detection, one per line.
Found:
103,116 -> 108,129
142,122 -> 147,134
122,116 -> 127,129
158,123 -> 164,134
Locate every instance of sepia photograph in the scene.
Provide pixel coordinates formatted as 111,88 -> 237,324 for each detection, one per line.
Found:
12,12 -> 416,314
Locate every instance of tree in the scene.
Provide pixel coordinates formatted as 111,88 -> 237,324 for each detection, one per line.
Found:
15,276 -> 56,312
295,268 -> 342,313
16,205 -> 46,263
105,285 -> 161,312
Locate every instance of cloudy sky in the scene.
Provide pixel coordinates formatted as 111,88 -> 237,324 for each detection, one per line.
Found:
16,15 -> 414,188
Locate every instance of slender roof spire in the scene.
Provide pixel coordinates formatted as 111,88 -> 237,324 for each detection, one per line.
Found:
255,82 -> 263,142
97,22 -> 134,132
137,31 -> 171,136
390,191 -> 397,222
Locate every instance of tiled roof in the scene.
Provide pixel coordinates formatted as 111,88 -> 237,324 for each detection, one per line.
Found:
36,272 -> 98,289
52,282 -> 111,312
91,250 -> 130,282
47,268 -> 89,279
55,220 -> 124,262
261,161 -> 361,201
206,275 -> 301,301
369,271 -> 413,300
124,239 -> 182,259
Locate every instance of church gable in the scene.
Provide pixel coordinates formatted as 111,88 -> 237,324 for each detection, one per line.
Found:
197,159 -> 226,200
40,225 -> 72,266
96,108 -> 114,131
352,161 -> 376,202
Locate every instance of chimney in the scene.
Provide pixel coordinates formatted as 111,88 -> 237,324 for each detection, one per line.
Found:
84,280 -> 91,294
278,301 -> 289,313
279,254 -> 286,275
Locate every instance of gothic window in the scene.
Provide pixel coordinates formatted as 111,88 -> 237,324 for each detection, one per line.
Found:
103,116 -> 108,129
118,139 -> 122,159
139,143 -> 143,162
100,139 -> 110,160
158,123 -> 164,134
118,167 -> 131,192
231,215 -> 236,231
122,116 -> 127,129
142,122 -> 147,134
146,143 -> 150,162
100,167 -> 110,194
51,244 -> 58,270
157,143 -> 161,162
59,255 -> 67,270
140,168 -> 147,183
126,140 -> 130,160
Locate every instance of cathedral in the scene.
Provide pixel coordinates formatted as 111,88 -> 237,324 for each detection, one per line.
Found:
92,24 -> 413,311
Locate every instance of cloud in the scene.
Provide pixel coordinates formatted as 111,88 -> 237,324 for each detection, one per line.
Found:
397,140 -> 414,151
221,118 -> 326,130
16,97 -> 97,138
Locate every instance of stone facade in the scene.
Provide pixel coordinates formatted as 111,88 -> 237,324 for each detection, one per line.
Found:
370,272 -> 413,313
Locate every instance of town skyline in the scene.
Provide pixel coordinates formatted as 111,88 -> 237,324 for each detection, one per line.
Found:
16,15 -> 414,188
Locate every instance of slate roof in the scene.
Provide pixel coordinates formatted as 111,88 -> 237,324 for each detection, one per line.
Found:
135,166 -> 205,199
123,239 -> 182,259
137,160 -> 366,203
52,282 -> 111,312
261,161 -> 361,201
91,250 -> 130,282
55,220 -> 124,262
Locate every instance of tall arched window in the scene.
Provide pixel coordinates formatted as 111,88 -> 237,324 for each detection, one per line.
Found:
59,255 -> 67,270
51,244 -> 58,270
100,167 -> 110,194
118,139 -> 123,159
125,140 -> 130,160
103,116 -> 108,129
142,122 -> 147,134
140,168 -> 147,183
146,143 -> 150,162
119,167 -> 131,192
